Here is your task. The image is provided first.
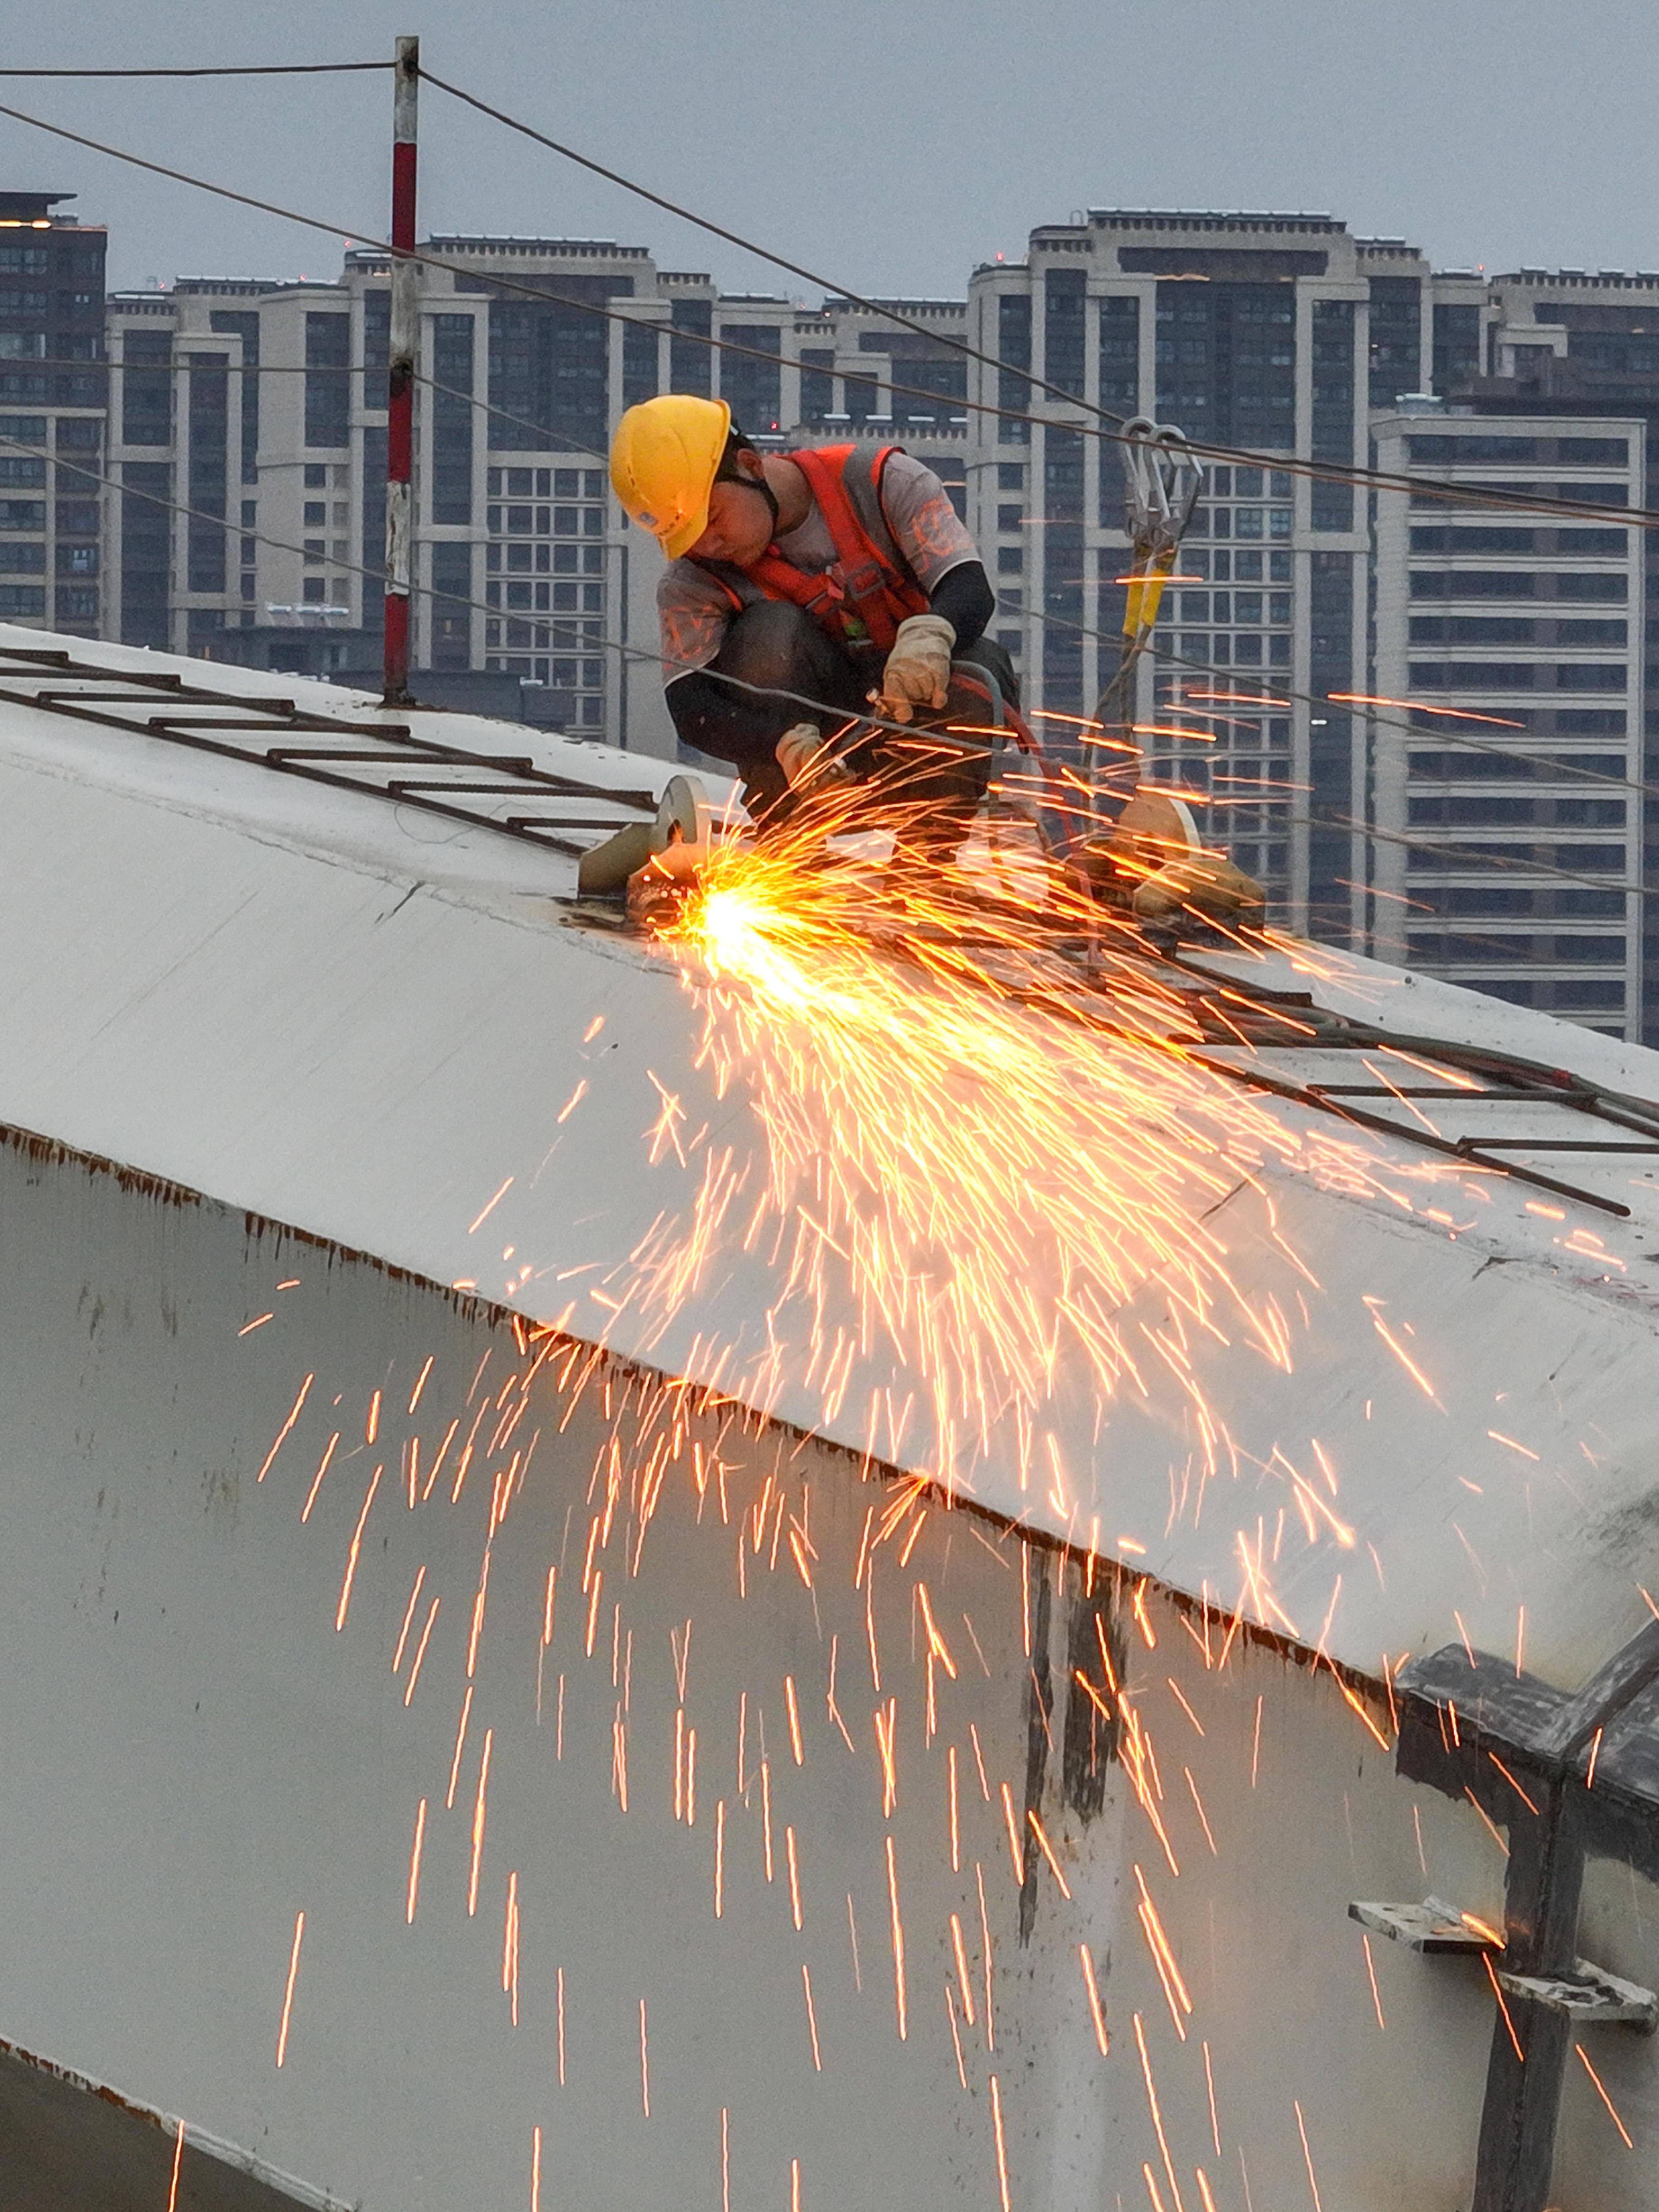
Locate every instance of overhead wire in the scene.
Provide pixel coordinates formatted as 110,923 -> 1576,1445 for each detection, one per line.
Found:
6,426 -> 1648,914
1,88 -> 1653,532
6,84 -> 1651,911
419,69 -> 1658,532
0,426 -> 977,758
0,63 -> 394,79
0,62 -> 393,78
418,69 -> 1140,434
62,341 -> 1655,806
1000,592 -> 1659,804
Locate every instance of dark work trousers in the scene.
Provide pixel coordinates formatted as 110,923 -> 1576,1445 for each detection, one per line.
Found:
694,599 -> 1021,851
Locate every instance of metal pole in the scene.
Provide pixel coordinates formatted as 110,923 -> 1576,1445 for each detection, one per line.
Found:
382,34 -> 419,706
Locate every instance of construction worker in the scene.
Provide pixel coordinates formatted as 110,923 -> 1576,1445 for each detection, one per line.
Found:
610,392 -> 1012,857
608,393 -> 1263,919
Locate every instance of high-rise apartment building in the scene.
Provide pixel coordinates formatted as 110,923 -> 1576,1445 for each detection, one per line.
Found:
1434,272 -> 1659,1043
1370,406 -> 1644,1035
5,181 -> 1655,1037
963,212 -> 1505,940
0,192 -> 106,642
100,238 -> 974,756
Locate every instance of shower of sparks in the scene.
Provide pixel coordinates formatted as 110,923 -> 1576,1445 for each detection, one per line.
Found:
220,714 -> 1630,2212
630,809 -> 1384,1510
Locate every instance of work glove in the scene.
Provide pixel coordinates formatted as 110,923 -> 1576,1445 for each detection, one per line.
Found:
870,612 -> 954,722
775,722 -> 853,792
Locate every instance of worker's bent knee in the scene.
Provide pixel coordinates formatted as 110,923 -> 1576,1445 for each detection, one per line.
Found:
713,602 -> 866,725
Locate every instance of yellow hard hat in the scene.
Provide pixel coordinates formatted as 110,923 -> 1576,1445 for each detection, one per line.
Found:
610,394 -> 733,561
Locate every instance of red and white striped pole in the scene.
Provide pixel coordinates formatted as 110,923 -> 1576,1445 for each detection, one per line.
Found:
382,33 -> 419,705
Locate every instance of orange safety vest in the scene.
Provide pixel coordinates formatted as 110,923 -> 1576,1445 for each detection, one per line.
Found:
692,443 -> 932,655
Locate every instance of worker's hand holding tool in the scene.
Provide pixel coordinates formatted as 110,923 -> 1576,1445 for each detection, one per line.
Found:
869,612 -> 954,722
776,722 -> 853,792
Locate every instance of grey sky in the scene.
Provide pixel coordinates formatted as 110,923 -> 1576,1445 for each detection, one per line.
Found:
0,0 -> 1652,302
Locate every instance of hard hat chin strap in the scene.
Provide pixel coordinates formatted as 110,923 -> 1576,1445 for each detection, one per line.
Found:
715,434 -> 780,537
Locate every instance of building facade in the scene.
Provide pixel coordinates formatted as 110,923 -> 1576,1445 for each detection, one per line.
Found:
0,192 -> 106,644
1370,407 -> 1644,1036
4,183 -> 1658,1036
961,213 -> 1512,942
99,241 -> 975,759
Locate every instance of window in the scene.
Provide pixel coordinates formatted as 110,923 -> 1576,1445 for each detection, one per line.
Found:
0,584 -> 45,616
1156,279 -> 1295,450
998,462 -> 1025,491
0,542 -> 43,572
718,323 -> 782,433
670,296 -> 713,398
1412,526 -> 1537,556
1043,269 -> 1086,399
120,328 -> 172,446
57,501 -> 98,535
56,584 -> 97,622
301,576 -> 326,602
799,346 -> 834,424
1368,275 -> 1421,407
431,312 -> 474,523
0,456 -> 45,487
1098,296 -> 1139,416
303,501 -> 326,527
1312,299 -> 1355,461
303,538 -> 324,565
303,311 -> 350,447
998,294 -> 1031,443
0,499 -> 44,529
210,308 -> 261,483
304,464 -> 327,489
1410,616 -> 1535,645
55,544 -> 97,576
1555,663 -> 1627,690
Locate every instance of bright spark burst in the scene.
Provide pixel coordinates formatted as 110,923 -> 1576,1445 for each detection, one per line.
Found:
632,818 -> 1348,1502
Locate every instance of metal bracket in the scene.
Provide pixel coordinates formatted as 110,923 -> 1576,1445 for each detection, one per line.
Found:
1498,1960 -> 1659,2031
1349,1898 -> 1498,1955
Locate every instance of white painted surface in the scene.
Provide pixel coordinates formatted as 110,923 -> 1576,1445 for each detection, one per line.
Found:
8,1132 -> 1657,2208
1,623 -> 1659,1706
